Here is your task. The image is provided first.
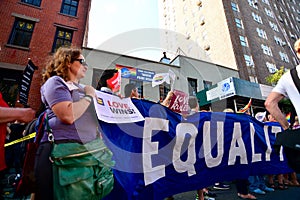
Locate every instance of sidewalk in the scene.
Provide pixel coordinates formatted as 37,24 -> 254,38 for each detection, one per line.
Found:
172,180 -> 300,200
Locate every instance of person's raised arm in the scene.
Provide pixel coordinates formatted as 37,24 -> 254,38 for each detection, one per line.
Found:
161,91 -> 174,107
265,91 -> 289,130
52,85 -> 95,124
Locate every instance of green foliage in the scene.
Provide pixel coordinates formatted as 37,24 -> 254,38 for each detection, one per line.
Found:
279,98 -> 292,114
265,66 -> 292,113
265,66 -> 285,85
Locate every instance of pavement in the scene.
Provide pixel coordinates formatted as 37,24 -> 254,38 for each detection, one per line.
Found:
172,179 -> 300,200
2,169 -> 300,200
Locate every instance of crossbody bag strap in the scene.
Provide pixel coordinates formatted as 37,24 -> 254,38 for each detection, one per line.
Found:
291,68 -> 300,93
34,112 -> 47,144
45,114 -> 54,143
289,68 -> 300,127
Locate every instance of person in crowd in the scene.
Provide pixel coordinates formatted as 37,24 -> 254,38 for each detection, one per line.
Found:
279,115 -> 300,187
34,47 -> 113,200
0,92 -> 35,198
161,91 -> 174,107
265,113 -> 288,190
124,83 -> 139,98
5,120 -> 26,174
293,116 -> 300,129
265,38 -> 300,130
227,108 -> 257,200
96,69 -> 120,95
188,96 -> 216,200
247,112 -> 275,195
213,182 -> 230,190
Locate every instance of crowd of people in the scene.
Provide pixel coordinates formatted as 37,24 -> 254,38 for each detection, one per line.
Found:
1,38 -> 300,200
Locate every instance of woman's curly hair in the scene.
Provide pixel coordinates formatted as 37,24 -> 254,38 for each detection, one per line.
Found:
42,47 -> 81,83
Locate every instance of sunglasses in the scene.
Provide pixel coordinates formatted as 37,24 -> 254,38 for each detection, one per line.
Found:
73,58 -> 86,65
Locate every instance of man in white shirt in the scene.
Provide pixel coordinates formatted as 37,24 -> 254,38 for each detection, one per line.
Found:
265,39 -> 300,130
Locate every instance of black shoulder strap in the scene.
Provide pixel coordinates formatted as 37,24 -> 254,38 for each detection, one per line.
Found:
290,68 -> 300,127
291,68 -> 300,94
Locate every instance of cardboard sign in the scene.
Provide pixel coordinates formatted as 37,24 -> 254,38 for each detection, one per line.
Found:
94,90 -> 144,123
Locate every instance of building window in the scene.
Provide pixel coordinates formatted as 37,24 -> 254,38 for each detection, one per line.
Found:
8,18 -> 35,48
239,35 -> 248,47
252,12 -> 263,24
261,44 -> 273,56
265,8 -> 274,18
60,0 -> 78,16
262,0 -> 270,5
188,78 -> 197,96
129,80 -> 143,98
266,62 -> 277,73
279,7 -> 284,13
52,27 -> 73,52
269,21 -> 279,32
21,0 -> 42,7
291,22 -> 295,29
248,0 -> 258,9
249,76 -> 258,83
235,18 -> 243,29
244,55 -> 254,67
203,80 -> 212,90
183,5 -> 188,14
256,28 -> 268,39
274,36 -> 286,46
159,83 -> 170,102
293,57 -> 298,66
279,51 -> 290,63
231,2 -> 239,12
290,31 -> 297,39
292,6 -> 295,12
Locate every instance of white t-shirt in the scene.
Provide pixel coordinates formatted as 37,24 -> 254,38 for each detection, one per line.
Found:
272,65 -> 300,117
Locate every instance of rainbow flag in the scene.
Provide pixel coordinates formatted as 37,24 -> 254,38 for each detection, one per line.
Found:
238,98 -> 252,113
286,113 -> 291,123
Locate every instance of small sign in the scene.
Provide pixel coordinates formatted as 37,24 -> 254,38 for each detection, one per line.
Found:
19,60 -> 38,106
168,89 -> 189,114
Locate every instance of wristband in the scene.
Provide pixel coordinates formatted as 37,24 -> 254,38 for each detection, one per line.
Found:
83,95 -> 93,103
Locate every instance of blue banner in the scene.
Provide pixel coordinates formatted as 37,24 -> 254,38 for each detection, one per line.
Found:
100,99 -> 292,200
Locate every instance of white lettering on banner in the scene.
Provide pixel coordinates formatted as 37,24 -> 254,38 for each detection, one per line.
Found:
143,118 -> 168,186
173,123 -> 197,176
264,126 -> 272,161
142,118 -> 284,186
250,123 -> 262,162
203,121 -> 224,168
271,126 -> 284,161
228,123 -> 248,165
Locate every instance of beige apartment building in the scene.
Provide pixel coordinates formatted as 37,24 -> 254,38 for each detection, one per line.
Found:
159,0 -> 300,85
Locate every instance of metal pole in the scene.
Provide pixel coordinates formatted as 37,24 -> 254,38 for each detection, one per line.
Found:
234,99 -> 237,113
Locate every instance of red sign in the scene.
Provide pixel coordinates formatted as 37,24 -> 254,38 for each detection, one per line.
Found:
168,89 -> 189,114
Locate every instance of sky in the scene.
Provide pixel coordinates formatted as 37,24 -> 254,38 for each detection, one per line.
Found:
88,0 -> 164,61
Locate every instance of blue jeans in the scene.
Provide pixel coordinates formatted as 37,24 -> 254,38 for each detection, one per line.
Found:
248,175 -> 267,191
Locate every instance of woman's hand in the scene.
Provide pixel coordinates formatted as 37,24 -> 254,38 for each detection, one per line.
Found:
84,85 -> 95,98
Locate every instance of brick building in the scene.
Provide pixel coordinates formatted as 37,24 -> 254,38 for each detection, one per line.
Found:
0,0 -> 91,110
159,0 -> 300,85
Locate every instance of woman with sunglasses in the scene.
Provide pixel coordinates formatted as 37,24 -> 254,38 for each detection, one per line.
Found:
34,47 -> 114,200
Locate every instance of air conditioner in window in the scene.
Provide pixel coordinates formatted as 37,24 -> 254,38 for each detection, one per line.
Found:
197,1 -> 202,7
204,44 -> 210,51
